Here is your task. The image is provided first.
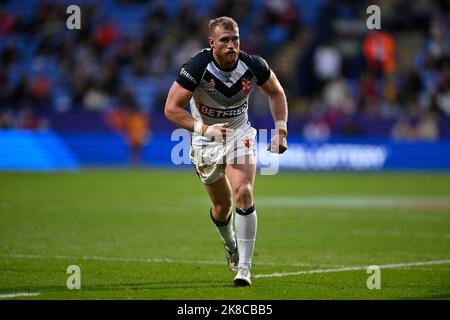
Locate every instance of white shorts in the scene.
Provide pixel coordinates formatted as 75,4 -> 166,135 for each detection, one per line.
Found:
190,126 -> 257,184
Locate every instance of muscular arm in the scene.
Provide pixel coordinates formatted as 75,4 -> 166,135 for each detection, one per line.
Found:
164,81 -> 230,141
258,71 -> 288,153
164,82 -> 196,131
258,71 -> 288,124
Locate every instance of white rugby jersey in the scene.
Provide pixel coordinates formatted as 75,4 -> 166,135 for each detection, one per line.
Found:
176,48 -> 271,146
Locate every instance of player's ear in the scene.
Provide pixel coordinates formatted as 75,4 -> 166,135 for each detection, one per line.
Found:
208,37 -> 214,48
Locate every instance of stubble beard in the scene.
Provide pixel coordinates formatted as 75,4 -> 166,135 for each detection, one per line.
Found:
220,51 -> 239,69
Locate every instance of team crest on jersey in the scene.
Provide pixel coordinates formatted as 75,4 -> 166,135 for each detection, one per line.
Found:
244,138 -> 253,149
208,79 -> 215,92
242,79 -> 251,94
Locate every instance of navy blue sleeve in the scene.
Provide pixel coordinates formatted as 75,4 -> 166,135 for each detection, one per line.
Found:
175,51 -> 207,92
241,52 -> 271,86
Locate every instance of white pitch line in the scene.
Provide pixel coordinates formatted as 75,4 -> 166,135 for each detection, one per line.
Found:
254,260 -> 450,278
0,292 -> 40,299
0,253 -> 332,268
398,267 -> 450,271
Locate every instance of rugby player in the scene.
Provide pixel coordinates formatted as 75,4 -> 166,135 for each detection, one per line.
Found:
164,16 -> 288,286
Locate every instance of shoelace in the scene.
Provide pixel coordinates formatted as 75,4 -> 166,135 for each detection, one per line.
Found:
239,268 -> 250,276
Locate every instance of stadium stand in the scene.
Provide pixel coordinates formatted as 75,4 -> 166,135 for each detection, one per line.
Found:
0,0 -> 449,141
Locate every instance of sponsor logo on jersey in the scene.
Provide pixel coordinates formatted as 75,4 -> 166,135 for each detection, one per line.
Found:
198,102 -> 248,118
180,67 -> 196,84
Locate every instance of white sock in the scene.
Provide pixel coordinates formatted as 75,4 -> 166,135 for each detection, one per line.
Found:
235,204 -> 257,269
210,209 -> 236,252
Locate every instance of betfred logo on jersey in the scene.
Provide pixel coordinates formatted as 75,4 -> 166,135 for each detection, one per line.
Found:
180,67 -> 196,84
199,102 -> 247,118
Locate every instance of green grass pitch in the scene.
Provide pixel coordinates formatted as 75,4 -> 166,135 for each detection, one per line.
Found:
0,170 -> 449,299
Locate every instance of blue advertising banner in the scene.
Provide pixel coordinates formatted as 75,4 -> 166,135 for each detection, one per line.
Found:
0,130 -> 79,171
257,138 -> 450,171
1,130 -> 449,171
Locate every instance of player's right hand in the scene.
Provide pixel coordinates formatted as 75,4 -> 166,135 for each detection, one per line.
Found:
203,122 -> 232,142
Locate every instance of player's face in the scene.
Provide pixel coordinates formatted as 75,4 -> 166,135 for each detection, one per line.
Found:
209,27 -> 240,67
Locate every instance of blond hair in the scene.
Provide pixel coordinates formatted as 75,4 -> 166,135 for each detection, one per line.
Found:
208,16 -> 238,36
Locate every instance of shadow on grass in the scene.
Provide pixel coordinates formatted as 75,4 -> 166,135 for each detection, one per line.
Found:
2,279 -> 235,295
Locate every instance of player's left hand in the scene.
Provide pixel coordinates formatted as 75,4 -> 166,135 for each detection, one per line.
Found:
267,129 -> 287,154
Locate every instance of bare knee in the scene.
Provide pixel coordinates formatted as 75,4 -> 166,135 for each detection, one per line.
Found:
234,183 -> 253,208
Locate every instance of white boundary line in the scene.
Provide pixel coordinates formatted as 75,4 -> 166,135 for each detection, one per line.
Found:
254,260 -> 450,278
0,253 -> 334,268
2,254 -> 449,280
0,292 -> 40,299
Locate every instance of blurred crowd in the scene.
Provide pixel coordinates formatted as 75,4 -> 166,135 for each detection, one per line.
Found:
0,0 -> 449,140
